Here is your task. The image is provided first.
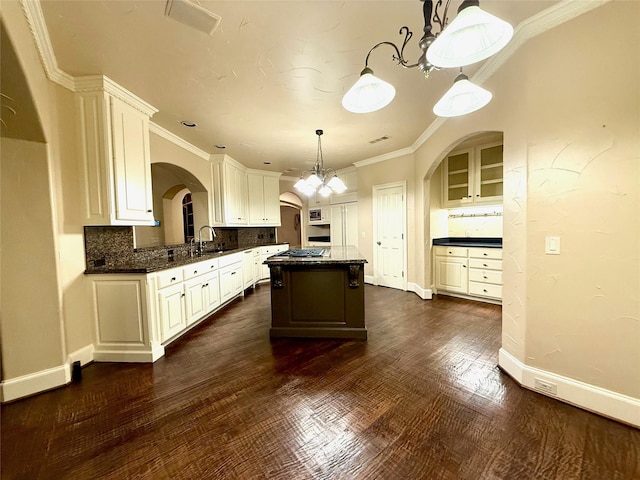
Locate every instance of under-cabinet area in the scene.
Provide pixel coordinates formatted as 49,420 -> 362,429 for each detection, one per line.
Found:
87,244 -> 288,362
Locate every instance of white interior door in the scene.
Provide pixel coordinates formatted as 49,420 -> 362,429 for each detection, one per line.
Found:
373,182 -> 406,290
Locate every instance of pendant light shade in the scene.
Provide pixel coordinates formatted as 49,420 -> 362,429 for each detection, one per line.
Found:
342,68 -> 396,114
433,72 -> 492,117
426,5 -> 513,68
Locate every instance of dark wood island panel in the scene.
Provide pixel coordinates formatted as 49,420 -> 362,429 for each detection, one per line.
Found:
265,246 -> 367,339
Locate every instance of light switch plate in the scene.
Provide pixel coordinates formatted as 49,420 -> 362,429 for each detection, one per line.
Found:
545,236 -> 560,254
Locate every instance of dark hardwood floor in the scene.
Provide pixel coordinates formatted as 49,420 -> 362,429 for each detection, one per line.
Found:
2,285 -> 639,479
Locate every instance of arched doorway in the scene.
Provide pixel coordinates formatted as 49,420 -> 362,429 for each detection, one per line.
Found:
277,192 -> 303,247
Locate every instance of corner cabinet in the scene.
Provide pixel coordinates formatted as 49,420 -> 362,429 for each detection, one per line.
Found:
443,142 -> 503,207
76,76 -> 158,225
88,253 -> 246,363
247,170 -> 282,225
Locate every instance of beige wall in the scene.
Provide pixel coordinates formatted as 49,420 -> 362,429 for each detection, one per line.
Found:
357,153 -> 415,279
410,1 -> 639,398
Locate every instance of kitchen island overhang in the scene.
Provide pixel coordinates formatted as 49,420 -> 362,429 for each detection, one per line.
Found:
264,246 -> 368,340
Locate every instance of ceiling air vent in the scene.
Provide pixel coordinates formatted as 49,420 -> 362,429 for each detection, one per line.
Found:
165,0 -> 222,36
369,135 -> 390,144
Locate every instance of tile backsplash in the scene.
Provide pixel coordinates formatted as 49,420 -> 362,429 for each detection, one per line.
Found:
84,226 -> 276,269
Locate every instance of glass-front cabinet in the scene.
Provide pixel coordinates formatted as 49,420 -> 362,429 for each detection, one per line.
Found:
443,142 -> 503,207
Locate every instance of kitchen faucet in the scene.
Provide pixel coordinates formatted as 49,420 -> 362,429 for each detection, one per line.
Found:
198,226 -> 216,254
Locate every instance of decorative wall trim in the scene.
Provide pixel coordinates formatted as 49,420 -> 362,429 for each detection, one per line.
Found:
353,147 -> 414,168
149,122 -> 210,160
67,344 -> 95,367
499,348 -> 640,428
75,75 -> 158,116
20,0 -> 75,91
0,364 -> 70,403
93,345 -> 164,363
408,283 -> 433,300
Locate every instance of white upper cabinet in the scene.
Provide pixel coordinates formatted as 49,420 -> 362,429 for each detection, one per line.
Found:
443,142 -> 503,207
76,76 -> 157,225
211,155 -> 248,226
247,170 -> 281,225
211,155 -> 282,227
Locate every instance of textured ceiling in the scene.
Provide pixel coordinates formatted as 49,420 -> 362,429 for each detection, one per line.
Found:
39,0 -> 558,173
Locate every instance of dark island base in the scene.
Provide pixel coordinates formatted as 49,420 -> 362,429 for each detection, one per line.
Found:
268,263 -> 367,340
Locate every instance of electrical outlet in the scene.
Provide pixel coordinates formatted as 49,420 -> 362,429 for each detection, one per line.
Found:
534,378 -> 557,396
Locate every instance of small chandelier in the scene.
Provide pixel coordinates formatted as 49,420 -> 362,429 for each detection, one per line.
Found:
342,0 -> 513,117
294,130 -> 347,198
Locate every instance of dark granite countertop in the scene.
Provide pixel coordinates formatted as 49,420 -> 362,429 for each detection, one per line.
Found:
433,237 -> 502,248
264,246 -> 367,266
85,243 -> 288,274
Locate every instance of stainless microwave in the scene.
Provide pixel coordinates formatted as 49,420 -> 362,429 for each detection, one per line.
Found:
309,208 -> 322,221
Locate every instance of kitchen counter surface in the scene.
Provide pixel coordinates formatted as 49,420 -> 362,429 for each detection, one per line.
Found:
264,246 -> 367,266
85,243 -> 288,274
433,237 -> 502,249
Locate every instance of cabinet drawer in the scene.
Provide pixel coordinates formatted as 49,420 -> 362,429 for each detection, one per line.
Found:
219,252 -> 243,268
469,269 -> 502,285
183,258 -> 219,280
156,268 -> 183,289
469,248 -> 502,260
469,281 -> 502,299
434,246 -> 467,257
469,258 -> 502,270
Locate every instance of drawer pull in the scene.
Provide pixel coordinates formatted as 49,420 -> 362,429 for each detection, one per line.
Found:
483,275 -> 488,279
462,265 -> 467,268
483,263 -> 488,267
194,270 -> 198,275
483,253 -> 488,256
171,277 -> 176,282
231,272 -> 237,275
181,293 -> 185,297
483,289 -> 488,293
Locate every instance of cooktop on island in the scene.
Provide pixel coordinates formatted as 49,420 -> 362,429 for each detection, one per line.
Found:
276,248 -> 325,257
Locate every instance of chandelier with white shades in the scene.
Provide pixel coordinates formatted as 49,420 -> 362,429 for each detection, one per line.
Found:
342,0 -> 513,117
294,130 -> 347,198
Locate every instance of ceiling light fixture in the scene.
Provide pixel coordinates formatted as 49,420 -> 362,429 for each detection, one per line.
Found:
342,0 -> 513,117
294,130 -> 347,198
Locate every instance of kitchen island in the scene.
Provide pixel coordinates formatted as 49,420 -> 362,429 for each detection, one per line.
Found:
264,246 -> 367,339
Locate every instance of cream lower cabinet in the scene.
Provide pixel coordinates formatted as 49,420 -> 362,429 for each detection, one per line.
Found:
259,244 -> 289,280
89,254 -> 244,363
434,245 -> 502,302
242,248 -> 257,289
434,246 -> 468,294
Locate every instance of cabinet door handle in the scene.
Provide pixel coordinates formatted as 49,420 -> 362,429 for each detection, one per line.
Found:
231,272 -> 236,275
147,209 -> 152,213
462,265 -> 467,268
170,277 -> 176,281
181,293 -> 185,297
377,241 -> 382,246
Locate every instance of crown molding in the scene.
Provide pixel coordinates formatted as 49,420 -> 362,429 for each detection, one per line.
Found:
20,0 -> 75,91
75,75 -> 158,116
353,147 -> 414,168
149,122 -> 210,160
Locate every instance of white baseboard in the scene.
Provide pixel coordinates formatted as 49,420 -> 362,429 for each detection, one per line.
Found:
499,348 -> 640,428
67,344 -> 95,366
93,344 -> 164,363
0,364 -> 70,403
364,275 -> 375,285
408,283 -> 433,300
